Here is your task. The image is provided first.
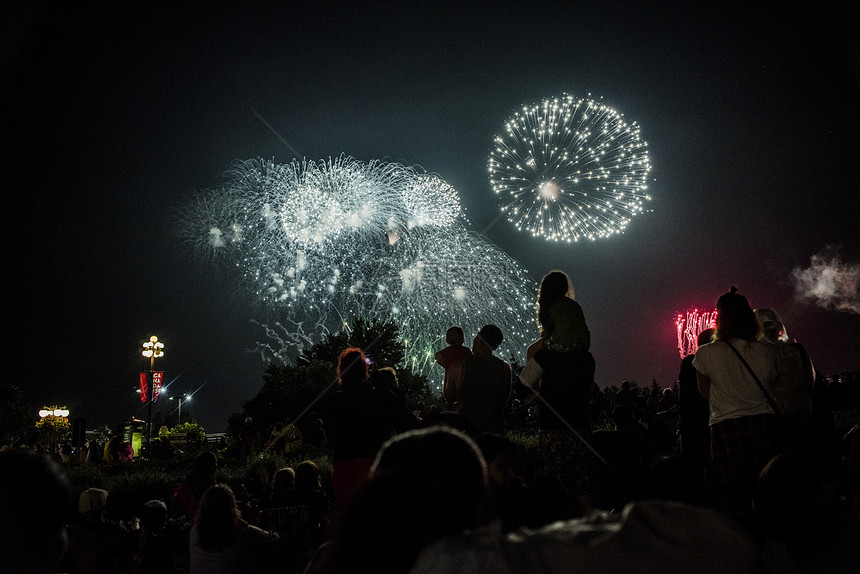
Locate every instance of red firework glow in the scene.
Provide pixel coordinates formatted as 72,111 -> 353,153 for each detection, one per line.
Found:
675,309 -> 717,358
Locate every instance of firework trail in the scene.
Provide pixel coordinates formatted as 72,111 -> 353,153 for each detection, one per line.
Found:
488,94 -> 652,242
177,156 -> 538,375
675,308 -> 717,358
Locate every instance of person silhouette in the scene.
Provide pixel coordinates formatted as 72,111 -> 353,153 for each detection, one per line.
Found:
456,325 -> 513,435
0,449 -> 74,574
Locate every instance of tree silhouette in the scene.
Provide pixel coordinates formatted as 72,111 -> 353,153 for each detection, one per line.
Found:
228,318 -> 437,446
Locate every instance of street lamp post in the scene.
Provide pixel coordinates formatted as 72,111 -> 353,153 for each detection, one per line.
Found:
141,335 -> 164,458
170,393 -> 189,424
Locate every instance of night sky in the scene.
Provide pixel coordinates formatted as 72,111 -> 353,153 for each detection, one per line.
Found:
5,2 -> 859,433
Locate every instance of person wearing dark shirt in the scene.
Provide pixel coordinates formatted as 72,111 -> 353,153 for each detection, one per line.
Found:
456,325 -> 513,436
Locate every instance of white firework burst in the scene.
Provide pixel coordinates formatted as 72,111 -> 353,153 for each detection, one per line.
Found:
489,94 -> 652,242
177,155 -> 537,375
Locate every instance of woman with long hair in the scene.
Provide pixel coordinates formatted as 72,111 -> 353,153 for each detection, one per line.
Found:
189,484 -> 278,574
528,270 -> 590,359
523,270 -> 599,517
693,286 -> 781,519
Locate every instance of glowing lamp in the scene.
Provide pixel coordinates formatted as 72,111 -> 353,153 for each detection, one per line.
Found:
142,336 -> 165,359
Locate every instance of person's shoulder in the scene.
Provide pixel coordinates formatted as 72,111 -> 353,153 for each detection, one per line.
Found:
448,345 -> 472,360
691,342 -> 716,369
751,339 -> 779,357
489,354 -> 512,374
780,340 -> 809,358
696,341 -> 729,358
411,524 -> 505,574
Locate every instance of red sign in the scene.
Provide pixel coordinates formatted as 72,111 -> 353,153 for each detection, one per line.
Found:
152,371 -> 163,402
139,372 -> 148,403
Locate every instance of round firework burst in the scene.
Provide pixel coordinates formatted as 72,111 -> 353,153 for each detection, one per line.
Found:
400,173 -> 462,229
488,94 -> 652,242
176,156 -> 537,376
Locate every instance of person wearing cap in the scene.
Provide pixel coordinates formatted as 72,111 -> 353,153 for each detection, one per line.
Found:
456,325 -> 513,436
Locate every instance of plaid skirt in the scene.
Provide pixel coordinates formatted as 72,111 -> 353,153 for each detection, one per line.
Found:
709,413 -> 780,511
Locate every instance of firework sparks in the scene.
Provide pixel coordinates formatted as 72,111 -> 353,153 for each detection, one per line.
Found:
488,94 -> 652,242
675,309 -> 717,358
177,156 -> 537,374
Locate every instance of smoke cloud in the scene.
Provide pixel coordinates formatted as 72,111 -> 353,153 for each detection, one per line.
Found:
792,246 -> 860,314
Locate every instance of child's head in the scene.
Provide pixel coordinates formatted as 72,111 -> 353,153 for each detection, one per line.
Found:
295,460 -> 322,490
445,326 -> 465,346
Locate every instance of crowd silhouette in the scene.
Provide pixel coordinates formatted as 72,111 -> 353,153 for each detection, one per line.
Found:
2,275 -> 859,573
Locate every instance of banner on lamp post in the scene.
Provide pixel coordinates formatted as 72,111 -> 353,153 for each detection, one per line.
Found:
152,371 -> 163,401
139,373 -> 148,403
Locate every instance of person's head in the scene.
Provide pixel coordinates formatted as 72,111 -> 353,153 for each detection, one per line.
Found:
754,308 -> 789,343
371,366 -> 399,389
369,427 -> 488,532
715,286 -> 760,341
195,484 -> 241,551
539,270 -> 574,300
139,500 -> 168,532
338,347 -> 369,385
78,487 -> 109,520
295,460 -> 322,490
474,433 -> 519,490
474,324 -> 503,352
193,451 -> 218,475
272,467 -> 295,492
445,326 -> 465,346
327,427 -> 487,574
537,270 -> 574,333
0,450 -> 74,574
697,328 -> 716,348
755,449 -> 840,549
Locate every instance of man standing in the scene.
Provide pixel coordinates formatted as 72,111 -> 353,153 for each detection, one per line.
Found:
457,325 -> 513,435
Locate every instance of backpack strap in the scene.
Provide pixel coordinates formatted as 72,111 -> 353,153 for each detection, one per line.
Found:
722,340 -> 780,416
